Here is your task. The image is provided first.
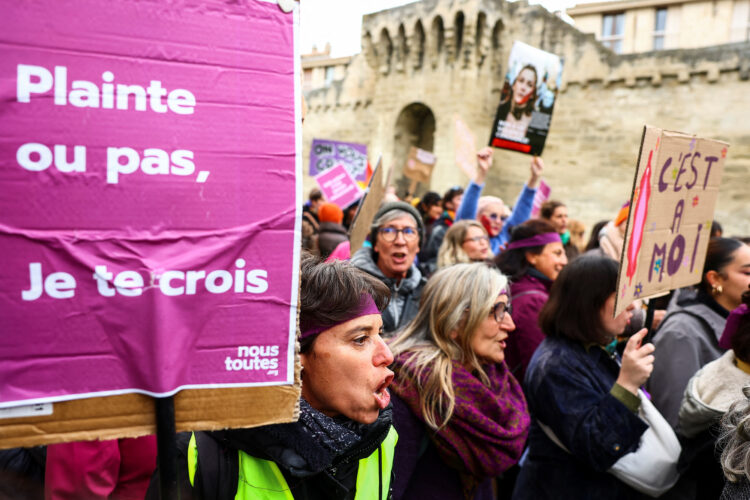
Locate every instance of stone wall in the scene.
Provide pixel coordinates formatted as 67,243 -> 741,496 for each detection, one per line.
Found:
301,0 -> 750,237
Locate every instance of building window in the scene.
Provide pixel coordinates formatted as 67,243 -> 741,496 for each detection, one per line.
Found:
324,66 -> 335,86
653,8 -> 667,50
601,13 -> 625,53
303,68 -> 312,83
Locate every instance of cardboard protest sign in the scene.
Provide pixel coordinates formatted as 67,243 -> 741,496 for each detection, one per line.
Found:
309,139 -> 369,183
315,163 -> 363,209
0,0 -> 301,440
489,41 -> 563,156
455,116 -> 477,180
349,158 -> 384,255
404,146 -> 436,184
614,126 -> 728,316
530,180 -> 551,218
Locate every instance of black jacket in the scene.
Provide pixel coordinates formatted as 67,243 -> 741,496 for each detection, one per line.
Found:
318,222 -> 348,260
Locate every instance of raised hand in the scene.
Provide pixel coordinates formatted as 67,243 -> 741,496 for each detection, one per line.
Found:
528,156 -> 544,188
616,328 -> 655,395
475,146 -> 493,184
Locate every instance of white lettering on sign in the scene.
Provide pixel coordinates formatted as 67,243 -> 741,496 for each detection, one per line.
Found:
17,65 -> 196,115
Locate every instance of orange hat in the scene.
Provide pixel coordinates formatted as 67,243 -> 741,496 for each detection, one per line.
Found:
318,202 -> 344,224
614,201 -> 630,227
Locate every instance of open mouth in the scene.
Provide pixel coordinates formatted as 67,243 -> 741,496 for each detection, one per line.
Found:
374,373 -> 393,409
391,252 -> 407,264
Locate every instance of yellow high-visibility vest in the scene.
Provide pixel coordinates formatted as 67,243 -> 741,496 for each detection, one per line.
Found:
187,426 -> 398,500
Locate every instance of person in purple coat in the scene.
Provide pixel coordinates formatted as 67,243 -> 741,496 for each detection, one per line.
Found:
389,263 -> 530,499
495,220 -> 567,382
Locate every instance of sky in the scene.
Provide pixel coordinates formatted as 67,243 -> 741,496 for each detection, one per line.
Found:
299,0 -> 595,57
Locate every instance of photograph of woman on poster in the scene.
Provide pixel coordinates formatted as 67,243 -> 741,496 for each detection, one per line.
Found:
495,64 -> 538,142
489,41 -> 563,156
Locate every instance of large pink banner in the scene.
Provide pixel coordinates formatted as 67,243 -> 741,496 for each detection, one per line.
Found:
0,0 -> 300,407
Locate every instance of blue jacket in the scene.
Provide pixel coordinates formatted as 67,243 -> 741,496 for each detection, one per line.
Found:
512,336 -> 649,500
455,181 -> 536,254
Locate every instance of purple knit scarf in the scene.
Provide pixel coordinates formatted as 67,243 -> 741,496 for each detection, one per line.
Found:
391,352 -> 530,495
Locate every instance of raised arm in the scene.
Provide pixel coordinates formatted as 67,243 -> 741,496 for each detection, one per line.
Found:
455,147 -> 493,221
505,156 -> 543,228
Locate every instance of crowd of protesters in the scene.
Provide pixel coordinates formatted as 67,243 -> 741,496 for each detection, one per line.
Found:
287,144 -> 750,500
3,144 -> 749,500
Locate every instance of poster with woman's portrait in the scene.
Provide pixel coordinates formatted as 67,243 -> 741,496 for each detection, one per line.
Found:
488,41 -> 563,156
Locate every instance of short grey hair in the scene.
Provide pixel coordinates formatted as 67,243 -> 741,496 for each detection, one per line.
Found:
373,209 -> 418,229
720,384 -> 750,483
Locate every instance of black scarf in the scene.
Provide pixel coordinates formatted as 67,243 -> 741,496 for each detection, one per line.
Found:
217,399 -> 392,478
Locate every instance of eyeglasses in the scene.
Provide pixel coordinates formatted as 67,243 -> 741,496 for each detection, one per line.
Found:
491,302 -> 513,323
378,226 -> 419,242
487,213 -> 509,222
463,235 -> 489,244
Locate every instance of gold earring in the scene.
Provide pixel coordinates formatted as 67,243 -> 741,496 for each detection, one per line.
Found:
712,284 -> 723,295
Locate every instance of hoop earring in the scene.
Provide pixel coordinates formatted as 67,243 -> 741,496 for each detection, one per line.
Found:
712,284 -> 723,296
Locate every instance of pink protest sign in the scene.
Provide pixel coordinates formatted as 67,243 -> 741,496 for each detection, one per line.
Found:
315,163 -> 363,209
0,1 -> 301,407
530,180 -> 551,218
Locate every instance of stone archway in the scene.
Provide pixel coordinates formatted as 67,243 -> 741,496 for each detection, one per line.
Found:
392,102 -> 435,197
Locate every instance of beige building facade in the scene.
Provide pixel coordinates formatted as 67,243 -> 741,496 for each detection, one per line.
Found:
568,0 -> 750,54
301,0 -> 750,236
302,44 -> 352,93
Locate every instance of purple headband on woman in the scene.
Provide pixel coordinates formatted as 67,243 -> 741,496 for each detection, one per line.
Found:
505,232 -> 562,251
719,303 -> 749,350
300,294 -> 381,340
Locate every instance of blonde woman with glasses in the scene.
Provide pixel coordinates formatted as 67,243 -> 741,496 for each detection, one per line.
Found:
436,220 -> 493,269
388,263 -> 530,499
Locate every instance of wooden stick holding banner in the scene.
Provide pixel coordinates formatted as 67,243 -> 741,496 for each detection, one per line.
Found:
155,397 -> 178,500
614,125 -> 728,318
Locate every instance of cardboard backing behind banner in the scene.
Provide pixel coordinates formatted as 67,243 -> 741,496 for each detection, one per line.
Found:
488,41 -> 563,156
404,146 -> 436,184
0,0 -> 302,445
0,384 -> 300,449
614,125 -> 728,316
349,158 -> 384,255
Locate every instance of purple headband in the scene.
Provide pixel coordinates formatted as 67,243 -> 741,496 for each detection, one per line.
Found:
719,303 -> 749,350
505,232 -> 562,251
300,294 -> 380,340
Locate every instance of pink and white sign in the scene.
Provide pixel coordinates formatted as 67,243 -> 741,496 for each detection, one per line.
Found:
315,163 -> 363,209
530,180 -> 551,218
0,0 -> 301,407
